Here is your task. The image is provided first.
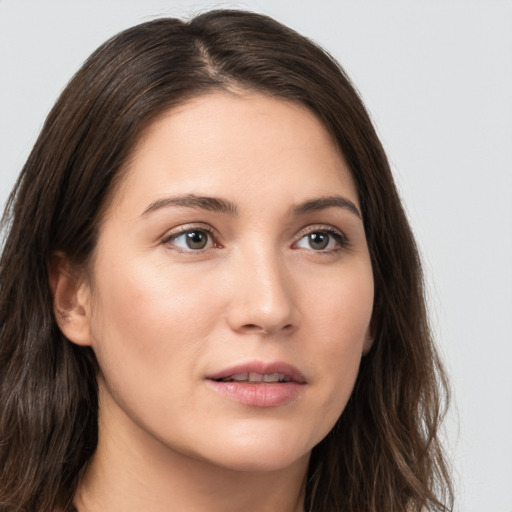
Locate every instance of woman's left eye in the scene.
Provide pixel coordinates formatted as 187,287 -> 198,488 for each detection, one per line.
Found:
294,229 -> 346,252
165,229 -> 214,251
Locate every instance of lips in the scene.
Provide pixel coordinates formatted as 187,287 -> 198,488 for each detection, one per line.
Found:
206,361 -> 306,407
217,372 -> 292,383
206,361 -> 306,384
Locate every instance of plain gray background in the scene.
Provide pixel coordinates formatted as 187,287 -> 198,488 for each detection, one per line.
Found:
1,1 -> 511,510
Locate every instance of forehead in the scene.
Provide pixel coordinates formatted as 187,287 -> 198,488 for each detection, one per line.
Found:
110,92 -> 359,216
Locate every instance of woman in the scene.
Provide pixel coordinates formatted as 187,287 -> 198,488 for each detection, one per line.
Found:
0,9 -> 453,512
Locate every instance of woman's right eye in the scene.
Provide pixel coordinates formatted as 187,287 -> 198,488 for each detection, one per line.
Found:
164,228 -> 215,251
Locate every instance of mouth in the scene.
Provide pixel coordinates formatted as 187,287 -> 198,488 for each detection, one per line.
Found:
205,362 -> 306,407
216,372 -> 292,383
206,361 -> 306,384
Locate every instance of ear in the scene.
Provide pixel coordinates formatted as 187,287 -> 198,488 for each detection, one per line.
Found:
362,329 -> 374,356
49,252 -> 92,346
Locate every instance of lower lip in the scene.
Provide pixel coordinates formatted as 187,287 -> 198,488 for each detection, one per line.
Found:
206,380 -> 304,407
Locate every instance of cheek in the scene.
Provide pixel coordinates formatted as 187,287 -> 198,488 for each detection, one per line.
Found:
88,257 -> 223,382
302,262 -> 373,408
86,257 -> 228,441
305,261 -> 373,347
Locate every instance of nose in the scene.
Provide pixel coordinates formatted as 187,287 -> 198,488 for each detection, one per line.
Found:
226,246 -> 299,337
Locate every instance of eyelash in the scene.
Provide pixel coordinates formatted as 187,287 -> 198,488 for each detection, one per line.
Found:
293,226 -> 349,253
161,224 -> 219,253
161,224 -> 349,254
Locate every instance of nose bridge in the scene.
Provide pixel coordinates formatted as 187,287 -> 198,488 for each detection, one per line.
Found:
228,236 -> 298,334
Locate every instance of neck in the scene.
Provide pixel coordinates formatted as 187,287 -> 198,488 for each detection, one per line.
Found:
74,383 -> 309,512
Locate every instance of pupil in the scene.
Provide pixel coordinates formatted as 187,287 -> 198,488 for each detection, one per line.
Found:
309,232 -> 328,250
186,231 -> 207,249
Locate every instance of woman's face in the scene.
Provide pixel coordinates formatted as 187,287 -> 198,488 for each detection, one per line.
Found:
79,92 -> 374,472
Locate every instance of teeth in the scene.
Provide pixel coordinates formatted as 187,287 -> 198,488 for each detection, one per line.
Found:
230,373 -> 249,381
220,372 -> 291,383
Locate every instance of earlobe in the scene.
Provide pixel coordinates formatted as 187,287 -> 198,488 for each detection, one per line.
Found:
49,252 -> 92,347
362,329 -> 374,356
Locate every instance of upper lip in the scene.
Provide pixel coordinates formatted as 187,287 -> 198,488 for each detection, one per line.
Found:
206,361 -> 306,384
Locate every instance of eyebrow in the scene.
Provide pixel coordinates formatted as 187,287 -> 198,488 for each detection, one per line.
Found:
141,193 -> 361,220
290,195 -> 362,219
141,194 -> 239,217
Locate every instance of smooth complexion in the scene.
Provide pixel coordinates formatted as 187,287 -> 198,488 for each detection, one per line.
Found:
53,92 -> 374,512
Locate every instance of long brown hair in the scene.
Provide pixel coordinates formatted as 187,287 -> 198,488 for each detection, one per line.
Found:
0,10 -> 453,512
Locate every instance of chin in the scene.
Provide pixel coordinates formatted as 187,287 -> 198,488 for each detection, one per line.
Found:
207,445 -> 311,474
186,426 -> 316,473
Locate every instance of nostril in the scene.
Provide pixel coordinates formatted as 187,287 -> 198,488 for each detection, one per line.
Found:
241,324 -> 269,335
240,323 -> 295,335
243,324 -> 259,330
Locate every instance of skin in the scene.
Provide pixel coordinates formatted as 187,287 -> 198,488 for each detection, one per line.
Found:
53,92 -> 374,512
